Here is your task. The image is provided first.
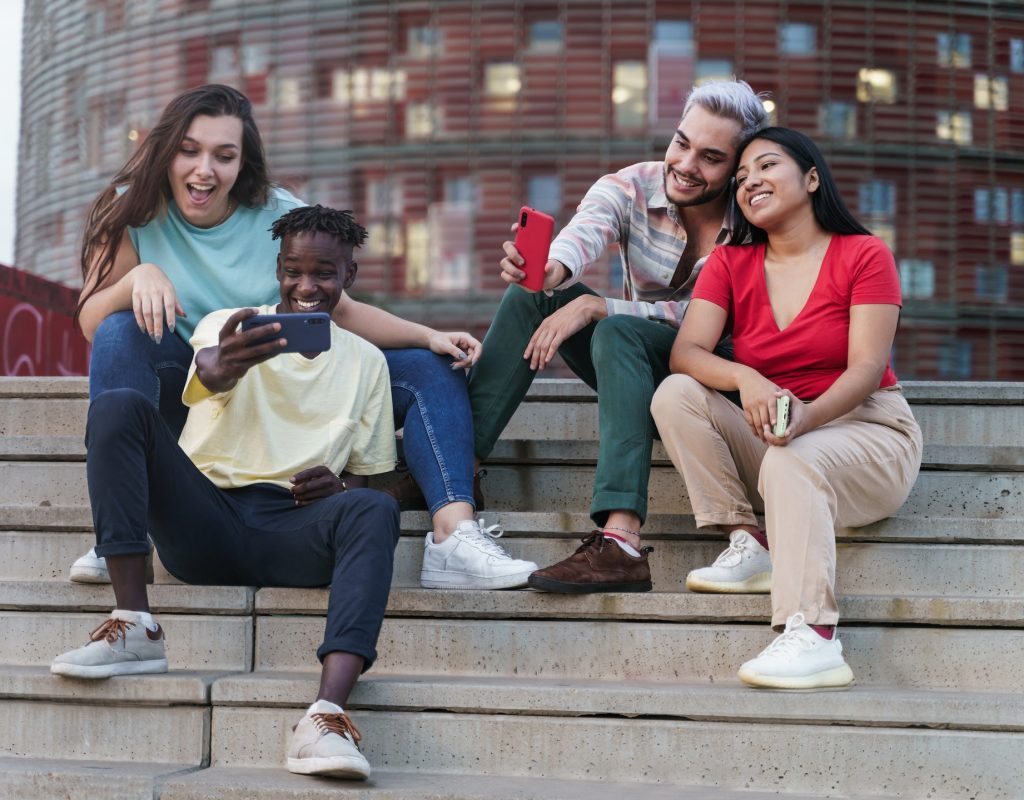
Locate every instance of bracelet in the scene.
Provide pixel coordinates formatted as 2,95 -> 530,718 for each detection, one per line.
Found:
603,525 -> 639,537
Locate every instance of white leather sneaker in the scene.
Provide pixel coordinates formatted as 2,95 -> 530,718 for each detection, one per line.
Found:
686,529 -> 772,593
50,609 -> 168,679
69,545 -> 154,584
738,613 -> 854,690
286,699 -> 370,779
420,519 -> 538,589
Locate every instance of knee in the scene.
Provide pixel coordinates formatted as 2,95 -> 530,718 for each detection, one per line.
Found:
651,374 -> 707,422
590,315 -> 643,363
92,311 -> 148,356
386,348 -> 466,394
86,389 -> 154,442
759,444 -> 824,495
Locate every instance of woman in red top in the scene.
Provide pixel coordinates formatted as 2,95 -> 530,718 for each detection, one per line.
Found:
651,127 -> 922,689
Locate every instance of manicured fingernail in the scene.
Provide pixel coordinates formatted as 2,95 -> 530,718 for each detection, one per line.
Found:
154,334 -> 162,344
458,351 -> 467,360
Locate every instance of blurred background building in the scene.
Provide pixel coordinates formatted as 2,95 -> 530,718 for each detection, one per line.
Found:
14,0 -> 1024,379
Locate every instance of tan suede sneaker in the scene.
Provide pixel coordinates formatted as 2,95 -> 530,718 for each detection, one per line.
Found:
286,699 -> 370,780
50,609 -> 167,679
528,531 -> 653,593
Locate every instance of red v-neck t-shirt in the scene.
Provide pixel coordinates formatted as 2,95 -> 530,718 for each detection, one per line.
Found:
692,234 -> 901,401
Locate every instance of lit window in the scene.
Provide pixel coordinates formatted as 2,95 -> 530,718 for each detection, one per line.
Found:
974,75 -> 1008,111
366,176 -> 403,217
365,222 -> 404,258
975,265 -> 1008,303
654,20 -> 694,49
406,102 -> 442,138
405,221 -> 429,289
529,21 -> 562,52
857,68 -> 897,104
696,59 -> 733,86
859,181 -> 896,217
346,68 -> 405,104
241,44 -> 268,76
1012,39 -> 1024,73
444,176 -> 476,205
485,63 -> 521,98
210,44 -> 240,81
1011,233 -> 1024,266
899,259 -> 935,299
819,101 -> 856,139
408,26 -> 442,58
779,23 -> 816,56
974,188 -> 1008,224
937,33 -> 971,68
613,61 -> 647,129
274,77 -> 302,109
527,174 -> 562,216
872,224 -> 896,252
936,111 -> 972,145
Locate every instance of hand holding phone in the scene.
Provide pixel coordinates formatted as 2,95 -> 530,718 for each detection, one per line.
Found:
513,207 -> 555,292
241,312 -> 332,354
773,395 -> 790,437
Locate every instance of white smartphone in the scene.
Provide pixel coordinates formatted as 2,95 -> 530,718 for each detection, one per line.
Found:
773,395 -> 790,437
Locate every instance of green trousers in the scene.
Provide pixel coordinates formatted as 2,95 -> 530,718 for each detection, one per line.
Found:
468,283 -> 677,526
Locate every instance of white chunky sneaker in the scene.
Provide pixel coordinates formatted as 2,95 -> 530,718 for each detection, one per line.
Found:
50,609 -> 168,679
686,529 -> 772,593
738,612 -> 854,690
69,544 -> 155,584
286,699 -> 370,780
420,519 -> 538,589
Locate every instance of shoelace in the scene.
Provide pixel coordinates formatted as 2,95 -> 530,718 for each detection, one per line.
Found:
311,711 -> 363,749
459,519 -> 512,558
89,617 -> 133,645
712,530 -> 756,567
755,613 -> 816,658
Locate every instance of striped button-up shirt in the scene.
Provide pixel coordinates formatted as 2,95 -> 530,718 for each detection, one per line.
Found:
548,161 -> 733,328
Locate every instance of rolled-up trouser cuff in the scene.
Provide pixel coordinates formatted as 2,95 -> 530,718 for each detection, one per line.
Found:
591,490 -> 647,527
317,640 -> 378,672
94,541 -> 151,559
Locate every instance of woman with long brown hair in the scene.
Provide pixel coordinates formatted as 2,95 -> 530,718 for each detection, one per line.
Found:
71,83 -> 536,591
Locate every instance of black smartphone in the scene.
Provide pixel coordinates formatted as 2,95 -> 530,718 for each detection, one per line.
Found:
240,312 -> 332,353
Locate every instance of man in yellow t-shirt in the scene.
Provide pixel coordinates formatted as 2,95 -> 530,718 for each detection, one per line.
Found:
52,206 -> 398,781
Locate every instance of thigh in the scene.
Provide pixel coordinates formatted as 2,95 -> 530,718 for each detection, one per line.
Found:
383,348 -> 470,426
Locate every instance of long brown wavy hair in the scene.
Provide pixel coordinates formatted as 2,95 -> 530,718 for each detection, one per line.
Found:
76,84 -> 272,322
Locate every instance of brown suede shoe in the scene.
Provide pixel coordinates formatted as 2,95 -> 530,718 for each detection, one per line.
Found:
528,531 -> 653,594
385,467 -> 487,512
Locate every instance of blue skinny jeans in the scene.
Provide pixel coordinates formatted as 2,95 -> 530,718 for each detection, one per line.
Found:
89,311 -> 476,515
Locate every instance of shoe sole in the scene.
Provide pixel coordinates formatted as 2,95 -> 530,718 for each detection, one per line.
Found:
527,574 -> 652,594
420,568 -> 535,590
287,756 -> 370,779
50,659 -> 168,679
737,663 -> 855,690
686,571 -> 771,594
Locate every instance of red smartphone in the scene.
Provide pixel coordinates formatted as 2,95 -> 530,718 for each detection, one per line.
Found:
514,206 -> 554,291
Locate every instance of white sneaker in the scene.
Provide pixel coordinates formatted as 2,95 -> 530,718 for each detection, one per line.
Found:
420,519 -> 538,589
69,544 -> 154,584
686,529 -> 772,593
286,699 -> 370,780
738,613 -> 854,690
50,609 -> 168,679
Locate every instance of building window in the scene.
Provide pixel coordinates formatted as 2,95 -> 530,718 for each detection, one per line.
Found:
485,63 -> 521,98
527,174 -> 562,216
1013,189 -> 1024,225
857,68 -> 897,104
937,33 -> 971,68
696,59 -> 733,86
974,188 -> 1009,224
612,61 -> 647,129
819,101 -> 856,139
408,26 -> 442,58
974,75 -> 1008,111
778,23 -> 816,56
406,102 -> 442,138
899,259 -> 935,299
444,176 -> 476,205
1012,39 -> 1024,73
273,76 -> 302,109
366,176 -> 403,217
365,222 -> 404,259
332,69 -> 406,105
210,44 -> 240,83
528,20 -> 562,52
654,20 -> 694,48
936,111 -> 972,145
975,265 -> 1008,303
405,220 -> 429,289
859,181 -> 896,217
939,339 -> 972,379
1011,233 -> 1024,266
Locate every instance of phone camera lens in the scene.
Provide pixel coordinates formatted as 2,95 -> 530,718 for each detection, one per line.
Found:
520,212 -> 528,226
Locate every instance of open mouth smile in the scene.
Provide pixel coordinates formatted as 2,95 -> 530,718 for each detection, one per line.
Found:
186,183 -> 215,204
749,191 -> 772,207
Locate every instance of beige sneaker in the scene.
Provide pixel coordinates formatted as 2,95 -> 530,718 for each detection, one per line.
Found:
286,699 -> 370,779
50,609 -> 168,679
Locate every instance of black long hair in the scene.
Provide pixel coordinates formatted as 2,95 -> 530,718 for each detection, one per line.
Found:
730,127 -> 872,245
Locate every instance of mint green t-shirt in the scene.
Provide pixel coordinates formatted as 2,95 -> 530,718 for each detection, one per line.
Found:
127,187 -> 305,341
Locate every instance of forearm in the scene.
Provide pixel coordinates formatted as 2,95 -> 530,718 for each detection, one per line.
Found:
332,294 -> 433,349
671,341 -> 751,391
803,362 -> 886,431
78,272 -> 135,341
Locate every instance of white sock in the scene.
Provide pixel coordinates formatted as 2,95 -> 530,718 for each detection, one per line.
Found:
603,534 -> 641,557
135,611 -> 159,632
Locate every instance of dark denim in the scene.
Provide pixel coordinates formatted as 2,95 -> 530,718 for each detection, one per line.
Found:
86,389 -> 400,667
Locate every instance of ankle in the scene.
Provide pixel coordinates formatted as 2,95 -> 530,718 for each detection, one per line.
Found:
602,526 -> 641,550
808,624 -> 835,640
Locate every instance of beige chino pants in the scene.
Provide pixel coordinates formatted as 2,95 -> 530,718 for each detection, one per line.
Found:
651,375 -> 923,629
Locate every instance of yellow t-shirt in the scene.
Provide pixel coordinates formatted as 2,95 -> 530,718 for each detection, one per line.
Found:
179,305 -> 396,489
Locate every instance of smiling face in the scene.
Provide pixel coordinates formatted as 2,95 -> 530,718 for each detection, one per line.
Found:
734,137 -> 819,232
276,231 -> 357,317
662,104 -> 742,209
167,114 -> 243,227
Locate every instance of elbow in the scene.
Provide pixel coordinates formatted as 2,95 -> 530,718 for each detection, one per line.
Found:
669,342 -> 697,375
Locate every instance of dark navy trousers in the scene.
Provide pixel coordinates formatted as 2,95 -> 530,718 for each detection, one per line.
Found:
86,388 -> 400,667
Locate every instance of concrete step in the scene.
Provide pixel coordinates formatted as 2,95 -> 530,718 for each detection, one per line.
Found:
0,758 -> 201,800
254,614 -> 1024,691
0,612 -> 252,670
208,707 -> 1024,798
6,530 -> 1023,599
3,461 -> 1020,533
0,580 -> 251,614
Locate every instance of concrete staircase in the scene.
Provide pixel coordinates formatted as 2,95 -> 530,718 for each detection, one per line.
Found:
0,376 -> 1021,799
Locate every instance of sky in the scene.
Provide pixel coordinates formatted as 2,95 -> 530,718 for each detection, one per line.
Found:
0,1 -> 22,265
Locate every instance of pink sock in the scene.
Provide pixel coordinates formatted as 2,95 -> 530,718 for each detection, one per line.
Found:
809,624 -> 835,640
749,529 -> 769,550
